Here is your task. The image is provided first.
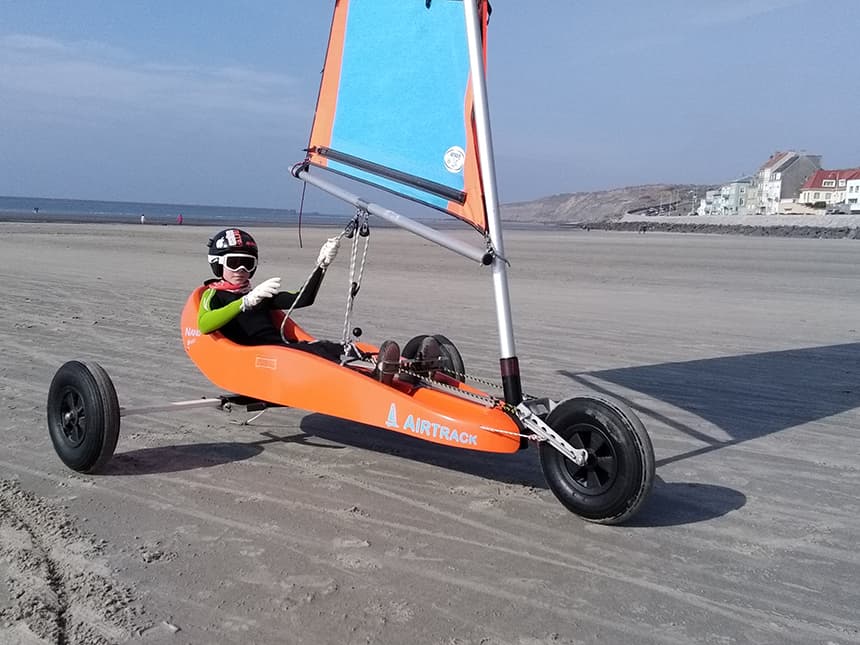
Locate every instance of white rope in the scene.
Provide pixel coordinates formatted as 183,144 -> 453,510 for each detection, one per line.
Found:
279,223 -> 357,345
278,265 -> 319,344
480,425 -> 545,441
341,224 -> 359,344
340,210 -> 370,346
228,408 -> 268,425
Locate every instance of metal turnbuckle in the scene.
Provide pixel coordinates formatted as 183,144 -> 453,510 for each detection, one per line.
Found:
514,402 -> 588,465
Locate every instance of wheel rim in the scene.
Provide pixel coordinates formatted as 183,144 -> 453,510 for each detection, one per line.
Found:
58,387 -> 87,447
561,422 -> 618,495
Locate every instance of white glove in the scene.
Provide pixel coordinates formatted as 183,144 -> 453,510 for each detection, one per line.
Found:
241,277 -> 280,311
317,236 -> 340,268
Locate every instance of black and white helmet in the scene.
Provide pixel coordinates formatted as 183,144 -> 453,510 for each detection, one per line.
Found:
207,228 -> 259,278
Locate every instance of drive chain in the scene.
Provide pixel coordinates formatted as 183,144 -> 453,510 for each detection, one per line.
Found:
374,361 -> 543,442
397,365 -> 500,407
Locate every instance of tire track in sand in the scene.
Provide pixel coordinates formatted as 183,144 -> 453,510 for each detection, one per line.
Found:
0,479 -> 146,644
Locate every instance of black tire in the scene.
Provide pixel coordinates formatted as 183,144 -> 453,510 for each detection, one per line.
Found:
539,397 -> 654,524
47,361 -> 120,473
402,334 -> 466,380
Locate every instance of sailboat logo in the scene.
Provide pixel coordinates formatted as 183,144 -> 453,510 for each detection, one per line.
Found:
443,146 -> 466,173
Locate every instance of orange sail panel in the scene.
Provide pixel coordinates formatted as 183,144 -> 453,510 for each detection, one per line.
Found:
307,0 -> 490,233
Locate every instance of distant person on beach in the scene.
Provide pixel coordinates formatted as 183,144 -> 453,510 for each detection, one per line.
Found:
196,228 -> 345,362
140,214 -> 146,225
177,213 -> 183,225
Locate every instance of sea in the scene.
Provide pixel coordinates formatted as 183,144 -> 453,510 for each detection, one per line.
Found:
0,194 -> 348,227
0,194 -> 546,230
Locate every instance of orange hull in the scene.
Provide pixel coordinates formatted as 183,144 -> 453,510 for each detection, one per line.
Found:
180,287 -> 521,453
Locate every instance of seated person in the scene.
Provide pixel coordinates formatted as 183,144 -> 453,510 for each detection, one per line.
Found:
197,228 -> 344,362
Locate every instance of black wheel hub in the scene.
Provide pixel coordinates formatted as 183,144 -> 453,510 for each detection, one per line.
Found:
59,387 -> 87,447
562,422 -> 618,495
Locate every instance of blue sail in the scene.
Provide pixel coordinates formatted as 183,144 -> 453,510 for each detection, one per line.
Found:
306,0 -> 490,231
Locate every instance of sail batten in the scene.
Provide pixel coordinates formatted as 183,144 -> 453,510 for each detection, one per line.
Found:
313,146 -> 467,204
304,0 -> 490,232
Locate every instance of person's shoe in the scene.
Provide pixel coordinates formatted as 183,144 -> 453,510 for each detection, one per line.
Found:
376,340 -> 401,385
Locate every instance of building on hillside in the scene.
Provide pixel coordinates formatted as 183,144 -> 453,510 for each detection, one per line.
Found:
745,151 -> 821,215
697,179 -> 751,216
799,168 -> 860,207
698,189 -> 719,215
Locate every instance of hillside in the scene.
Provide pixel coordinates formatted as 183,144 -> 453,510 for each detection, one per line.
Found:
498,183 -> 860,237
500,183 -> 714,225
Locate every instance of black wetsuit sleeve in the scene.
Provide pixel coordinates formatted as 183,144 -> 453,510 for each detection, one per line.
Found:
269,266 -> 325,310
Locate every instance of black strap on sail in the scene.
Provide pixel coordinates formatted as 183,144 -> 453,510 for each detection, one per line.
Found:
313,146 -> 466,205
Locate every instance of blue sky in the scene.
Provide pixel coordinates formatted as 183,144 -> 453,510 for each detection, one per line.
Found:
1,0 -> 858,211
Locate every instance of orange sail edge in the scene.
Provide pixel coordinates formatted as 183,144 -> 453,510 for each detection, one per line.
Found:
453,1 -> 492,234
180,288 -> 521,454
456,73 -> 488,234
306,0 -> 348,155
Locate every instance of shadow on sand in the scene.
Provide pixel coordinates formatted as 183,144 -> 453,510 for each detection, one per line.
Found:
104,442 -> 265,475
101,428 -> 744,526
297,416 -> 745,526
562,342 -> 860,467
627,479 -> 746,527
298,413 -> 547,488
103,431 -> 340,475
102,342 -> 843,524
549,342 -> 860,522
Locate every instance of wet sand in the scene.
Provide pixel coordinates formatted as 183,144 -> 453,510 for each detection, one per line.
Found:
1,222 -> 859,644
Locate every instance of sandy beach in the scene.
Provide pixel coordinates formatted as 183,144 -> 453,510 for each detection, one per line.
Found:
1,222 -> 859,644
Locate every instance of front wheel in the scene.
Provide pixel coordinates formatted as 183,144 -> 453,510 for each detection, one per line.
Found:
539,397 -> 654,524
47,361 -> 120,473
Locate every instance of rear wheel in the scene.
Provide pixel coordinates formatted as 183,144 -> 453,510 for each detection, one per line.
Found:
47,361 -> 120,473
539,397 -> 654,524
402,334 -> 466,380
431,334 -> 465,379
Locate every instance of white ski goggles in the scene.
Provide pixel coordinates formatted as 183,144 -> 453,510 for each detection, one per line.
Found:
219,253 -> 257,272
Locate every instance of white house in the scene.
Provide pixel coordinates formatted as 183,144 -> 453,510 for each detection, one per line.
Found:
845,175 -> 860,213
799,168 -> 860,207
697,189 -> 719,215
